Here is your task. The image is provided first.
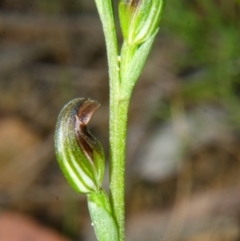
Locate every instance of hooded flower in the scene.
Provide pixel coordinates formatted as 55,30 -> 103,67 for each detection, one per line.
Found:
54,98 -> 105,193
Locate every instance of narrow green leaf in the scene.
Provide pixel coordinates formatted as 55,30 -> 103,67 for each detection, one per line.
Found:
121,33 -> 157,97
88,191 -> 119,241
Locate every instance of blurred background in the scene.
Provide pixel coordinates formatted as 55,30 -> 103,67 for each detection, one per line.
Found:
0,0 -> 240,240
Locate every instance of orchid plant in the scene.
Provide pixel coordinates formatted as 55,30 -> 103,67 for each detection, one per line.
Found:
54,1 -> 166,240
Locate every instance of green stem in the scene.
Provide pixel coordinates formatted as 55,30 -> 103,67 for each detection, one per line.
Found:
109,96 -> 130,241
94,1 -> 127,240
94,0 -> 119,92
108,38 -> 136,241
109,48 -> 137,241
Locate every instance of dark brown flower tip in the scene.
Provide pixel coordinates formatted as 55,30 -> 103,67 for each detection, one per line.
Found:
77,99 -> 101,125
74,99 -> 101,163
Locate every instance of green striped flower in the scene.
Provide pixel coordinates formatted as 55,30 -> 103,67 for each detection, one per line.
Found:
119,0 -> 166,45
54,98 -> 105,193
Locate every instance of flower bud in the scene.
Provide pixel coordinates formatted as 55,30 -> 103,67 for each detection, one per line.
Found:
54,98 -> 105,194
119,0 -> 166,45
